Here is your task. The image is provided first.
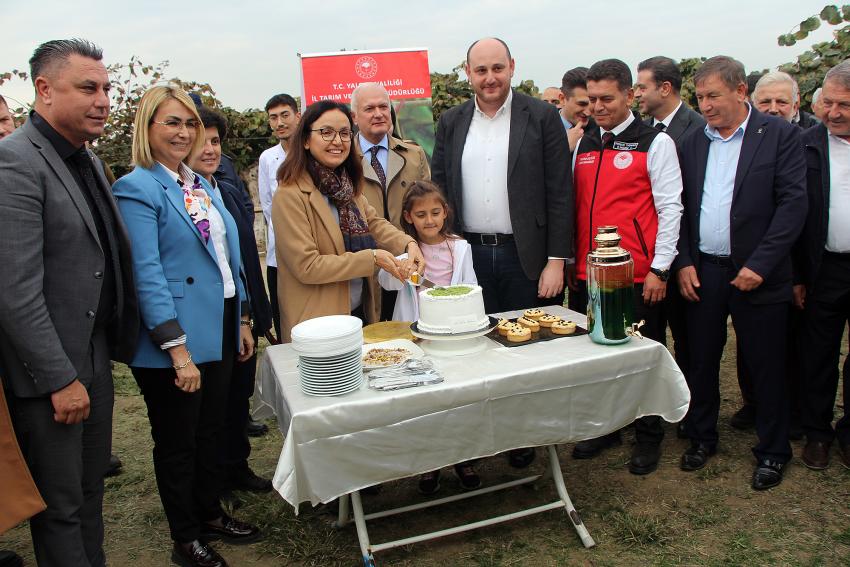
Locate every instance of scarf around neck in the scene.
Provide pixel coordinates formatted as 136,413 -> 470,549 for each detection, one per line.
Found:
307,156 -> 375,253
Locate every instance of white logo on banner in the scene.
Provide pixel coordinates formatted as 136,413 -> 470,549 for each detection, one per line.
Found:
355,56 -> 378,79
613,151 -> 633,170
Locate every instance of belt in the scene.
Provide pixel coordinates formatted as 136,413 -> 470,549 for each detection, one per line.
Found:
464,232 -> 514,246
699,252 -> 733,267
823,250 -> 850,260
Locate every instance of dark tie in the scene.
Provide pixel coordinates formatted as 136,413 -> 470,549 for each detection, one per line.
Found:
369,145 -> 387,190
655,122 -> 666,132
601,132 -> 614,148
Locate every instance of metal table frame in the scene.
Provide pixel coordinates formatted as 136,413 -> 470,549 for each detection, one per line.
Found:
334,445 -> 595,567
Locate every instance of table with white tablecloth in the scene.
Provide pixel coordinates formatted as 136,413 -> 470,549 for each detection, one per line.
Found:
258,305 -> 689,501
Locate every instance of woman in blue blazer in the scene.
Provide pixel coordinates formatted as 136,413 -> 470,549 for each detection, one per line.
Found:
113,86 -> 259,567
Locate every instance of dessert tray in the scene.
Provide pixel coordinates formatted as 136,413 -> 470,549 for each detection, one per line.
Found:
361,339 -> 425,370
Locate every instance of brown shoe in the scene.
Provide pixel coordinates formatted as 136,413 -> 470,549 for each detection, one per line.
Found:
801,440 -> 830,470
839,443 -> 850,470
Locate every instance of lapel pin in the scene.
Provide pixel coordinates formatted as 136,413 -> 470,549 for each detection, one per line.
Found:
757,128 -> 763,134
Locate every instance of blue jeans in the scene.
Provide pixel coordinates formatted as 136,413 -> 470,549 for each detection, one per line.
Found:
470,241 -> 540,314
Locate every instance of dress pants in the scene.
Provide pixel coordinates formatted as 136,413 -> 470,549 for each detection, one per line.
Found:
133,299 -> 236,543
7,330 -> 112,567
662,278 -> 690,379
470,240 -> 542,313
267,266 -> 281,340
221,331 -> 258,476
684,259 -> 792,463
801,252 -> 850,446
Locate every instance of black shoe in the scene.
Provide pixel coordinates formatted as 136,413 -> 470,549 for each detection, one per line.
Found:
418,470 -> 441,495
572,432 -> 622,459
507,447 -> 536,468
172,540 -> 228,567
680,443 -> 716,471
629,442 -> 661,475
676,421 -> 688,440
201,514 -> 262,545
105,453 -> 123,477
453,463 -> 482,490
227,467 -> 272,493
751,459 -> 785,490
0,550 -> 23,567
246,419 -> 269,438
729,405 -> 756,430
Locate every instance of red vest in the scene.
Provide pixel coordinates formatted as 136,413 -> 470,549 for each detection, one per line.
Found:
574,117 -> 661,282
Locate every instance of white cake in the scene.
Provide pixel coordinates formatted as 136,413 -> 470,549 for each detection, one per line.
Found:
417,285 -> 490,334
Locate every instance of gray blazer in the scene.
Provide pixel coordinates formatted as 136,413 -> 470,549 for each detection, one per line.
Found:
431,90 -> 573,280
0,120 -> 138,398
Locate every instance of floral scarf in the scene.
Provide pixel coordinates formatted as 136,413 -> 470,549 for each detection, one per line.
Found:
180,173 -> 211,243
307,157 -> 376,253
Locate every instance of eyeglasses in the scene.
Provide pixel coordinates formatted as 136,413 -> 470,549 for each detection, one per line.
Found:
152,119 -> 201,131
311,127 -> 352,142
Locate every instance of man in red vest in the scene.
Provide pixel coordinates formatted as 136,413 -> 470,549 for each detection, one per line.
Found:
570,59 -> 684,474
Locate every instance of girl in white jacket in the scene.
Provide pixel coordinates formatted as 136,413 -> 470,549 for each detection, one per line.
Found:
377,180 -> 480,494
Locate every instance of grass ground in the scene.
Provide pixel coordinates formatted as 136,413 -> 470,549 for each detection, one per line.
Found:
3,322 -> 849,567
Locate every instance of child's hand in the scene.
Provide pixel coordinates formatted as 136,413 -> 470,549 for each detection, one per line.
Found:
405,242 -> 427,275
375,249 -> 406,282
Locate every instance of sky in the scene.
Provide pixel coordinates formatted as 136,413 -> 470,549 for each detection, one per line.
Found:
0,0 -> 840,111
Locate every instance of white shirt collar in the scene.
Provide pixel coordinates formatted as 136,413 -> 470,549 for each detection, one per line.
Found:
600,111 -> 635,138
705,104 -> 752,142
159,162 -> 197,185
474,88 -> 513,119
655,101 -> 683,128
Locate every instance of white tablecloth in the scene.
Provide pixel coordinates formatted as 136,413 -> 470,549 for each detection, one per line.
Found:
258,307 -> 689,510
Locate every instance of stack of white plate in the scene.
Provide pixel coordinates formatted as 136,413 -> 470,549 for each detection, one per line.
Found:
291,315 -> 363,396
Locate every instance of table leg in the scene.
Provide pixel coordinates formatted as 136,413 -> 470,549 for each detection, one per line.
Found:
547,445 -> 596,548
350,490 -> 376,566
335,494 -> 351,528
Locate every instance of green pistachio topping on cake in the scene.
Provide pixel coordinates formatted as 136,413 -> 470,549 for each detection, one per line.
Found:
427,285 -> 473,297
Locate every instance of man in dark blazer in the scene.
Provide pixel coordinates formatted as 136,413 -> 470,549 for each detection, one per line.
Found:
794,61 -> 850,471
0,39 -> 138,566
635,57 -> 705,430
675,56 -> 807,490
431,37 -> 571,470
431,37 -> 572,316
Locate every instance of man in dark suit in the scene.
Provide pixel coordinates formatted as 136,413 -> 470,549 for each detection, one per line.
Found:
795,61 -> 850,470
0,39 -> 139,565
675,56 -> 807,490
635,56 -> 705,439
431,37 -> 572,469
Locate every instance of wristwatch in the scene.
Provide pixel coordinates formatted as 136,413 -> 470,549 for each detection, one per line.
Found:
240,318 -> 254,330
649,268 -> 670,282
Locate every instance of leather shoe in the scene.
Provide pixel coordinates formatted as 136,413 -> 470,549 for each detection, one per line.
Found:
801,440 -> 830,470
454,463 -> 482,490
680,443 -> 716,471
507,447 -> 536,468
418,470 -> 441,495
172,540 -> 228,567
676,421 -> 688,440
629,442 -> 661,475
751,459 -> 785,490
201,514 -> 262,545
572,431 -> 622,459
227,467 -> 272,493
729,405 -> 756,430
246,419 -> 268,438
838,443 -> 850,470
0,550 -> 23,567
105,453 -> 123,477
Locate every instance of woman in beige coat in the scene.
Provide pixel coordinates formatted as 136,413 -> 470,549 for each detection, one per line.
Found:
272,101 -> 424,342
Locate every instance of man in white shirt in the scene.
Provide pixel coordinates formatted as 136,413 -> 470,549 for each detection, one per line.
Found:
570,58 -> 683,475
432,37 -> 572,469
796,61 -> 850,471
258,94 -> 300,339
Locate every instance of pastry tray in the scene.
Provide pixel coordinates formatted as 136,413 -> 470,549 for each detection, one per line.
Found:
487,322 -> 588,348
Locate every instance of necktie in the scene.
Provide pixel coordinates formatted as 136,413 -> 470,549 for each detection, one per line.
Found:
369,145 -> 387,190
601,132 -> 614,148
655,122 -> 667,132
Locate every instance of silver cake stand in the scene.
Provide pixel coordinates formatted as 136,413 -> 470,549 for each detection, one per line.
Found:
409,316 -> 500,356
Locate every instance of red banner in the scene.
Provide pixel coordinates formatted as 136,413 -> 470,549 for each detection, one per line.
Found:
300,49 -> 432,106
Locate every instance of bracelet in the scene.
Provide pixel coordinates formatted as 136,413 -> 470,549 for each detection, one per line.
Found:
173,352 -> 192,370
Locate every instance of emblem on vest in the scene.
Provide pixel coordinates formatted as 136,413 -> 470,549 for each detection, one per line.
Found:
577,154 -> 597,166
613,151 -> 633,170
612,141 -> 638,151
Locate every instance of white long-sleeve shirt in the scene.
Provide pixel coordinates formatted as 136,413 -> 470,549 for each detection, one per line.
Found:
258,143 -> 286,268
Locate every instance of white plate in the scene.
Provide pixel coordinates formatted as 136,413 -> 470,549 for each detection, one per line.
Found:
301,379 -> 363,393
301,379 -> 363,396
299,361 -> 361,375
299,352 -> 361,365
291,315 -> 362,341
301,373 -> 362,386
361,339 -> 425,370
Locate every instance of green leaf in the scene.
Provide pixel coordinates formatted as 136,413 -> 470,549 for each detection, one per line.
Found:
800,16 -> 821,31
794,29 -> 809,40
843,4 -> 850,19
821,4 -> 840,21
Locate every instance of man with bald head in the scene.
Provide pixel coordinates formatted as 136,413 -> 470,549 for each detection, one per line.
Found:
541,86 -> 562,109
351,82 -> 431,228
432,38 -> 572,467
0,95 -> 15,140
